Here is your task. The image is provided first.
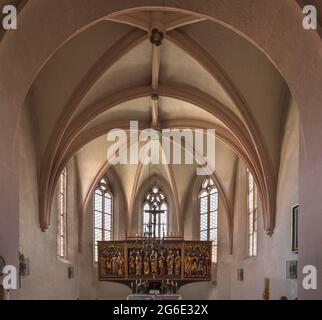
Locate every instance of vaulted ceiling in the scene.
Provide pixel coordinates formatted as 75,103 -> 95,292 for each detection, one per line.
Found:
23,9 -> 294,237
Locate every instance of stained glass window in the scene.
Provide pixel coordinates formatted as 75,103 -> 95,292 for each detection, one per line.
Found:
57,168 -> 67,259
94,178 -> 113,262
199,177 -> 218,263
247,169 -> 258,257
143,186 -> 168,238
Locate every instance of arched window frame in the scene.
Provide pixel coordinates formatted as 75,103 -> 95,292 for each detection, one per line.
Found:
93,178 -> 113,262
57,167 -> 67,259
247,169 -> 258,257
142,186 -> 168,238
199,177 -> 218,263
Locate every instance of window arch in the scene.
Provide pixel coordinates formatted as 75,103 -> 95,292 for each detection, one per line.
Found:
199,177 -> 218,263
247,169 -> 258,256
143,186 -> 168,238
57,167 -> 67,259
93,178 -> 113,262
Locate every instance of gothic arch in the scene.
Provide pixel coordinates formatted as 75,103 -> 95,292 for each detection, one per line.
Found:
41,85 -> 269,235
81,164 -> 128,252
130,174 -> 180,236
1,1 -> 321,299
183,168 -> 233,254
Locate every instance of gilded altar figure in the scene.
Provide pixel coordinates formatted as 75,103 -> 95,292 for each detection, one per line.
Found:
166,250 -> 174,275
181,243 -> 212,279
143,252 -> 150,275
184,253 -> 191,275
105,254 -> 112,274
129,251 -> 136,275
112,253 -> 118,275
158,251 -> 165,276
198,253 -> 204,274
150,250 -> 158,275
135,252 -> 143,275
99,254 -> 106,276
117,252 -> 124,276
191,253 -> 198,274
174,250 -> 181,276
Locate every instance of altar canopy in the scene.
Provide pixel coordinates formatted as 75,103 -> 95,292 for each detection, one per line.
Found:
98,240 -> 212,282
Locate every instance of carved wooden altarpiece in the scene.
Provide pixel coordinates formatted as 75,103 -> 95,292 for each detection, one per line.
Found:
98,240 -> 212,283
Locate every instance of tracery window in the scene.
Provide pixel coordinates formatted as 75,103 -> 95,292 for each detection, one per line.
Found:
57,168 -> 67,259
247,169 -> 258,257
94,178 -> 113,262
143,186 -> 168,238
199,177 -> 218,263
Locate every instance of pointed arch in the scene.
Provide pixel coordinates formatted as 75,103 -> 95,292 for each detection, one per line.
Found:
184,171 -> 233,254
41,84 -> 270,234
93,176 -> 113,262
142,185 -> 168,237
0,0 -> 320,300
130,174 -> 180,236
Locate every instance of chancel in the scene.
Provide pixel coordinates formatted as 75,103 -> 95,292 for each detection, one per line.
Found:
1,1 -> 322,301
97,184 -> 212,299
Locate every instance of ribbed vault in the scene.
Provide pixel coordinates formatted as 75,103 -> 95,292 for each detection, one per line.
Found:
19,5 -> 294,244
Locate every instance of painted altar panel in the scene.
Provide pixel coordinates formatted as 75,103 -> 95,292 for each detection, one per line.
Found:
182,241 -> 212,280
127,241 -> 182,280
98,241 -> 126,280
98,241 -> 212,281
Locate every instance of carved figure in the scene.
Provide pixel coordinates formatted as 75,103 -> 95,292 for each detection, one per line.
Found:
158,252 -> 165,275
184,253 -> 191,275
135,252 -> 142,275
143,253 -> 150,275
150,250 -> 158,275
105,254 -> 112,274
198,253 -> 204,274
191,253 -> 198,274
117,252 -> 124,275
129,251 -> 136,275
112,253 -> 118,275
166,250 -> 174,275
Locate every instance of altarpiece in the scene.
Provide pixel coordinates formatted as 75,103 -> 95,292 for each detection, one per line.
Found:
98,240 -> 212,284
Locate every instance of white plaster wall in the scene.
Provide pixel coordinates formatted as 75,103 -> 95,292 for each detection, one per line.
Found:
19,104 -> 79,299
230,100 -> 299,300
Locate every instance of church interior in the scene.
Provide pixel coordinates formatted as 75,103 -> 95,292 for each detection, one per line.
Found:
0,1 -> 322,300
